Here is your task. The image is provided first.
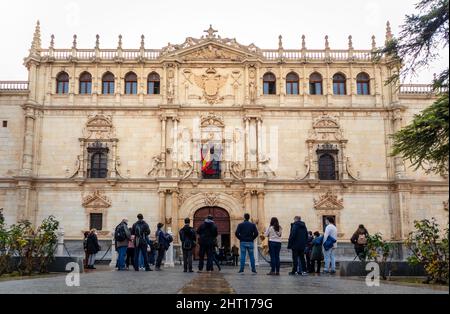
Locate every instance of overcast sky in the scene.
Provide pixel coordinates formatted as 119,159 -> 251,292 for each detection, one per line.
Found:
0,0 -> 447,82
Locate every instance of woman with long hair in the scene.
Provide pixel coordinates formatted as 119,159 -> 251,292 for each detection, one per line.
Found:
350,224 -> 369,261
264,217 -> 283,276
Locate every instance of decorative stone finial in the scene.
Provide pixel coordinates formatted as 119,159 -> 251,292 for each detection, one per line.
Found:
386,21 -> 393,43
348,35 -> 353,50
49,34 -> 55,49
140,35 -> 145,50
204,25 -> 218,39
118,34 -> 123,49
302,35 -> 306,50
95,34 -> 100,49
278,35 -> 283,50
30,20 -> 42,56
72,34 -> 77,49
325,35 -> 330,49
371,35 -> 377,50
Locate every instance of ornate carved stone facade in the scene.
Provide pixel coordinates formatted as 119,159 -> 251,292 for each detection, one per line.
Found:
0,23 -> 448,249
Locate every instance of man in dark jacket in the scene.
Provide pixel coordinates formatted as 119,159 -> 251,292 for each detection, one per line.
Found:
179,218 -> 197,273
131,214 -> 151,272
235,213 -> 259,274
196,215 -> 218,272
288,216 -> 309,276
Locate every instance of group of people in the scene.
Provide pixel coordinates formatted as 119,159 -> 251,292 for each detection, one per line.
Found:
83,213 -> 369,275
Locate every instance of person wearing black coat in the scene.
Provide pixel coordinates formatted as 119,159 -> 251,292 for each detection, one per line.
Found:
86,229 -> 101,269
131,214 -> 151,272
179,218 -> 197,273
235,213 -> 259,274
196,215 -> 218,272
287,216 -> 309,276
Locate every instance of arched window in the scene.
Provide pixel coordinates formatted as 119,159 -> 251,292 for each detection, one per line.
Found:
79,72 -> 92,95
333,73 -> 347,95
56,72 -> 69,94
318,154 -> 337,180
286,72 -> 300,95
309,72 -> 323,95
263,72 -> 276,95
102,72 -> 115,95
87,142 -> 109,179
357,73 -> 370,95
147,72 -> 161,95
124,72 -> 138,95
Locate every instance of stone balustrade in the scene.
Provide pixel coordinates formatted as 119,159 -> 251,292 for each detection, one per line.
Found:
0,81 -> 29,91
399,84 -> 449,96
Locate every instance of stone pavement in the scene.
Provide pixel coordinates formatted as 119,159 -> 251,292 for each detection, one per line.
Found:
0,265 -> 447,294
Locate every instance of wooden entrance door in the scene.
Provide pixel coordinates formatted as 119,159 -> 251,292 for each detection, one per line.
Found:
193,207 -> 231,260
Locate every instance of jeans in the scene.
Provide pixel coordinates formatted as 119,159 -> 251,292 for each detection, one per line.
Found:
134,244 -> 150,271
126,248 -> 135,268
323,248 -> 336,272
269,241 -> 281,273
292,249 -> 307,274
87,253 -> 96,266
182,249 -> 193,271
117,246 -> 127,270
198,244 -> 214,271
239,242 -> 256,272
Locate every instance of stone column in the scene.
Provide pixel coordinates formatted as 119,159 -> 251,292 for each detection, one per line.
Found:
172,118 -> 179,178
56,227 -> 65,257
392,108 -> 406,179
159,190 -> 166,224
21,105 -> 36,176
244,118 -> 251,177
257,191 -> 265,231
160,116 -> 167,177
244,191 -> 252,216
171,190 -> 179,242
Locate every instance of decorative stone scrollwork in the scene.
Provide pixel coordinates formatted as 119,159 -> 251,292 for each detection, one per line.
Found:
193,68 -> 228,105
178,161 -> 194,180
258,155 -> 276,178
82,190 -> 112,209
204,193 -> 219,207
200,112 -> 225,128
444,200 -> 449,212
230,162 -> 244,180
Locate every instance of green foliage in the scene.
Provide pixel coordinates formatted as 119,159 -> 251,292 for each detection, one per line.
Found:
392,94 -> 449,174
365,233 -> 393,264
0,216 -> 60,276
405,218 -> 449,284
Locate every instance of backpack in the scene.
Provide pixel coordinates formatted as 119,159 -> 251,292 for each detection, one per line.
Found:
357,234 -> 367,245
181,228 -> 195,250
114,224 -> 127,242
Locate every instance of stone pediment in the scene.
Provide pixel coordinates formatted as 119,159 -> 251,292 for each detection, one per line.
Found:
314,191 -> 344,210
160,25 -> 262,62
82,190 -> 112,209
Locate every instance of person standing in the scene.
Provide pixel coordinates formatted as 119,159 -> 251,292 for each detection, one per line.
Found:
86,229 -> 101,270
179,218 -> 196,273
264,217 -> 283,276
287,216 -> 309,276
114,218 -> 131,271
351,225 -> 369,261
231,244 -> 239,266
126,230 -> 135,270
155,223 -> 168,271
323,217 -> 338,274
131,214 -> 151,272
83,231 -> 90,269
305,231 -> 314,273
197,215 -> 218,273
310,231 -> 324,274
235,213 -> 259,274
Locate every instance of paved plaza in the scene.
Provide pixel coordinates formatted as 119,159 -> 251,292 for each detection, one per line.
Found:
0,265 -> 447,294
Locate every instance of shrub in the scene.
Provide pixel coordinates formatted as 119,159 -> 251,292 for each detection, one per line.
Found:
365,233 -> 393,279
405,218 -> 449,284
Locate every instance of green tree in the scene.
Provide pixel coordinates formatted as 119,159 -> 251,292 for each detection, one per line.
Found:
385,0 -> 449,175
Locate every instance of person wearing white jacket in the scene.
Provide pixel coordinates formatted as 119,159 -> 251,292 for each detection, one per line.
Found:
323,216 -> 338,274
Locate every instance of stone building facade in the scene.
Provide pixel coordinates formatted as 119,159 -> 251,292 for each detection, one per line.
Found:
0,22 -> 448,256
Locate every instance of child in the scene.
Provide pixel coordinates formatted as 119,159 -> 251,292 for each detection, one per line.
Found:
310,231 -> 324,274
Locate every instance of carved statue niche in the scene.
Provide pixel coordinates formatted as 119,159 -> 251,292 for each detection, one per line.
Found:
258,154 -> 276,178
248,66 -> 257,104
148,153 -> 165,177
167,67 -> 175,104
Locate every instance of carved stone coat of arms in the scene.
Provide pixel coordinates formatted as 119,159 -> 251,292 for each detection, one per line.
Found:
194,68 -> 228,104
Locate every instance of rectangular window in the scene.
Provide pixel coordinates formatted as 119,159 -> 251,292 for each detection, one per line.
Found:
333,83 -> 346,95
2,121 -> 7,128
125,82 -> 137,95
357,83 -> 370,95
80,82 -> 92,95
90,213 -> 103,231
323,216 -> 336,233
310,82 -> 322,95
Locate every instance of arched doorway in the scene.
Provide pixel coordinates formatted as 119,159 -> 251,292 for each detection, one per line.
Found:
193,207 -> 231,259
